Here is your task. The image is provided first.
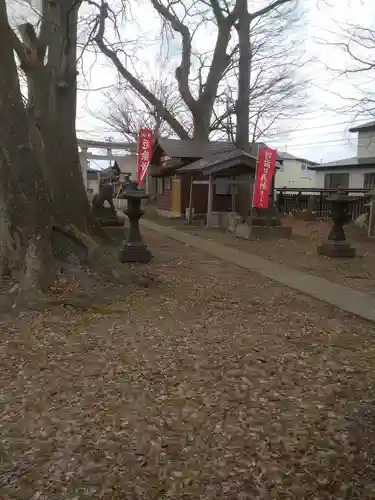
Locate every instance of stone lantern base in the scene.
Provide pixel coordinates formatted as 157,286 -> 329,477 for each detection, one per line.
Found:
317,241 -> 356,258
119,243 -> 152,263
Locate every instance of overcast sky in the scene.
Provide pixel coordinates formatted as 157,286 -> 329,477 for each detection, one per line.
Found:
10,0 -> 375,164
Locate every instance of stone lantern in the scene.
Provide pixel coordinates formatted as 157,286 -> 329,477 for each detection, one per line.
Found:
119,185 -> 152,263
317,189 -> 356,258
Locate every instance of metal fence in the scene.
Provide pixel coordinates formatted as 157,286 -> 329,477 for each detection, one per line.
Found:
276,188 -> 372,220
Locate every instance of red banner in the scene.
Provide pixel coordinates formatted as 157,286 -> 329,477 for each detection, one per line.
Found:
252,147 -> 277,209
137,128 -> 153,187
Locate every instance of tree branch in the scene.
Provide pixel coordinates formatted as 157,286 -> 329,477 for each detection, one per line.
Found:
37,0 -> 54,60
9,27 -> 28,68
209,0 -> 224,22
250,0 -> 294,21
150,0 -> 195,111
94,1 -> 190,139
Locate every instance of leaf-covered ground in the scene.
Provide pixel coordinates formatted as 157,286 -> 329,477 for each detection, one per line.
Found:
144,211 -> 375,296
1,229 -> 375,499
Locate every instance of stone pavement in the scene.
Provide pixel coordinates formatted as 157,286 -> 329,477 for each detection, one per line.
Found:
142,219 -> 375,323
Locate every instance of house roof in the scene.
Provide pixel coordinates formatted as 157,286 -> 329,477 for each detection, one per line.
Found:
154,138 -> 278,160
278,151 -> 318,165
113,155 -> 137,173
178,149 -> 257,175
309,156 -> 375,170
156,138 -> 235,158
349,120 -> 375,133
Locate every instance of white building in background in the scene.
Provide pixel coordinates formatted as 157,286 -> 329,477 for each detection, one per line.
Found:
79,150 -> 90,188
275,151 -> 318,189
85,170 -> 100,200
309,120 -> 375,191
112,155 -> 138,181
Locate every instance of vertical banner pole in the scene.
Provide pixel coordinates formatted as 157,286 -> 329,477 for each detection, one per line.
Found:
137,129 -> 153,189
250,147 -> 277,239
248,151 -> 260,240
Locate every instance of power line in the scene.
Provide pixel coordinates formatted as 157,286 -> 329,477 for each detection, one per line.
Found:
88,159 -> 107,170
280,117 -> 371,134
78,116 -> 373,139
276,138 -> 355,148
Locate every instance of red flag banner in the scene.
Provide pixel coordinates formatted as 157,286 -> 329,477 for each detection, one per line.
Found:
252,147 -> 277,209
137,128 -> 153,187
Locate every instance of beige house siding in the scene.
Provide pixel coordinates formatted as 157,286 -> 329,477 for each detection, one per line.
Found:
357,131 -> 375,158
275,158 -> 316,189
114,155 -> 138,180
315,167 -> 375,190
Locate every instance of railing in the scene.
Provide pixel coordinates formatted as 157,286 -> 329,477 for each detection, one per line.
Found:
276,188 -> 372,220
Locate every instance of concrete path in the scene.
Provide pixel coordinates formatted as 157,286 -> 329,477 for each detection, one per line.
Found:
142,219 -> 375,323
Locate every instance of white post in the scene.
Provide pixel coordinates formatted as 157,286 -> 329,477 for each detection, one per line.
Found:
187,176 -> 194,224
231,176 -> 236,212
79,148 -> 89,188
368,190 -> 375,237
248,155 -> 259,239
107,148 -> 112,168
207,174 -> 214,227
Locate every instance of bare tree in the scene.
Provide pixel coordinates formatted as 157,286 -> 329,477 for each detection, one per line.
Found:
207,0 -> 306,146
9,0 -> 98,234
93,76 -> 192,140
235,0 -> 301,148
94,0 -> 300,143
1,0 -> 133,305
323,20 -> 375,118
0,0 -> 56,295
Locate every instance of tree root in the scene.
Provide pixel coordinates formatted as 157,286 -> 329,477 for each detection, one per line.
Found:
14,288 -> 92,311
12,284 -> 128,314
1,223 -> 158,314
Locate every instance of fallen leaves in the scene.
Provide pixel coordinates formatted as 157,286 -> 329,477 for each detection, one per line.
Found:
0,230 -> 374,499
175,215 -> 375,297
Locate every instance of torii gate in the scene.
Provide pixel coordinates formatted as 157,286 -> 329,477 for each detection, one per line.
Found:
77,138 -> 137,188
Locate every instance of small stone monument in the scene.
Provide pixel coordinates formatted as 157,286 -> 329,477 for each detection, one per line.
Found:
235,196 -> 292,239
317,189 -> 356,258
92,182 -> 118,226
249,196 -> 282,226
119,184 -> 152,263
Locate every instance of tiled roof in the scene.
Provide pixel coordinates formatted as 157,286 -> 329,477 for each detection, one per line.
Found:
349,120 -> 375,133
178,149 -> 257,174
278,151 -> 318,165
156,139 -> 273,160
309,157 -> 375,169
113,155 -> 137,173
157,138 -> 235,158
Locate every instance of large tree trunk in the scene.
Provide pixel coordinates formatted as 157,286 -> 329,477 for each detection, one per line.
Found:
192,106 -> 212,141
235,0 -> 251,149
47,1 -> 94,231
20,0 -> 98,235
0,1 -> 55,293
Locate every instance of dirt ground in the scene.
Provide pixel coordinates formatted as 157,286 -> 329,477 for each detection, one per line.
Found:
1,229 -> 375,499
145,213 -> 375,296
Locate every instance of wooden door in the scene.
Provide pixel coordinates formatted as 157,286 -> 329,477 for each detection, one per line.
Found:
171,177 -> 181,216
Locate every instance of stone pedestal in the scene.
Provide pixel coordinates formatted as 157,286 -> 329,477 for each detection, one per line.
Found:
317,241 -> 356,258
294,209 -> 316,221
119,190 -> 152,263
91,182 -> 119,226
235,223 -> 292,240
92,206 -> 119,226
227,212 -> 242,233
317,189 -> 356,259
249,198 -> 282,226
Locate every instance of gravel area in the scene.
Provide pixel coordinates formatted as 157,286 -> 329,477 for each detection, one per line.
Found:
150,215 -> 375,296
1,229 -> 375,499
